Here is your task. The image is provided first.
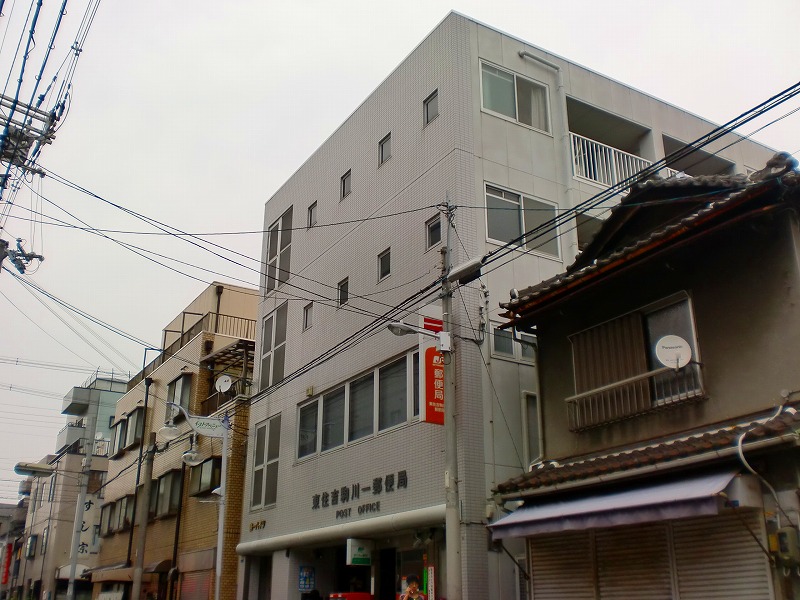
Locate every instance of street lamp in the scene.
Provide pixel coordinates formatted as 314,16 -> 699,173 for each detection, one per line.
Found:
13,463 -> 55,478
158,403 -> 230,600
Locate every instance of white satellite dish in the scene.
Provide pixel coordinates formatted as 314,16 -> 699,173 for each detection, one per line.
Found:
94,431 -> 104,440
215,374 -> 233,393
654,335 -> 692,369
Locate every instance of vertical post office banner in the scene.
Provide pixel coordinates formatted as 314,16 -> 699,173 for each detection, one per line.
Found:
420,317 -> 445,425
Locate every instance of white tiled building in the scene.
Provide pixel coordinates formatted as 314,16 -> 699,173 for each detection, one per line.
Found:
237,12 -> 775,600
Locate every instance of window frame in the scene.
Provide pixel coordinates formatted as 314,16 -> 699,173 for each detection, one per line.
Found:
426,214 -> 442,250
123,407 -> 145,449
423,89 -> 439,126
484,183 -> 560,258
480,61 -> 551,133
491,324 -> 536,362
166,374 -> 192,422
338,278 -> 349,306
40,527 -> 48,555
188,457 -> 221,497
522,390 -> 542,466
251,414 -> 281,509
154,470 -> 182,518
25,535 -> 37,558
111,419 -> 127,457
259,302 -> 288,391
379,133 -> 391,165
265,206 -> 293,292
297,352 -> 419,459
307,201 -> 317,228
302,302 -> 313,331
340,170 -> 352,200
378,248 -> 391,282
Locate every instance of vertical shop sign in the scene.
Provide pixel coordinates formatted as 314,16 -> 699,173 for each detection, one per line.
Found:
1,543 -> 11,585
420,317 -> 445,425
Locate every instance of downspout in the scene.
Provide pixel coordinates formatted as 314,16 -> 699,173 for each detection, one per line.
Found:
167,461 -> 187,600
518,50 -> 578,261
214,285 -> 224,333
126,377 -> 153,566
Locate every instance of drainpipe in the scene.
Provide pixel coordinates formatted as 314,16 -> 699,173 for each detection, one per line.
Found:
126,377 -> 153,566
214,285 -> 224,333
518,50 -> 578,261
167,461 -> 186,600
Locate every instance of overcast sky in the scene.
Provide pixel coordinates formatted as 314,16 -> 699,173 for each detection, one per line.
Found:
0,0 -> 797,502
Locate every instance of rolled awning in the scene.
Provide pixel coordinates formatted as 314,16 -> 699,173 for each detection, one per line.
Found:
489,469 -> 744,540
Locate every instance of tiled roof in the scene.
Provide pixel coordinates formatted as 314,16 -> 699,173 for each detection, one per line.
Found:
495,406 -> 800,497
501,163 -> 799,318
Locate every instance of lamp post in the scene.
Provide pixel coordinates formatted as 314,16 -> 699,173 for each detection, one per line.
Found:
159,403 -> 230,600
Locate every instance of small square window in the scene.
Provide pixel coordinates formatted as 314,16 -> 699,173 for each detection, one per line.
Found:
493,327 -> 514,356
303,302 -> 313,330
341,170 -> 351,199
378,248 -> 391,281
426,215 -> 442,249
307,202 -> 317,228
338,278 -> 349,306
424,90 -> 439,125
379,133 -> 391,165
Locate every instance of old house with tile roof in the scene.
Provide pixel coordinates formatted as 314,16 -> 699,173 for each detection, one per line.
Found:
490,153 -> 800,598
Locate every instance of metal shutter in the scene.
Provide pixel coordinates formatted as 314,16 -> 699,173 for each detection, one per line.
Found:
180,570 -> 212,600
529,531 -> 595,599
673,511 -> 774,600
595,524 -> 673,599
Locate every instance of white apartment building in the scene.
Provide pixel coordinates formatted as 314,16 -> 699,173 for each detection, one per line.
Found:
237,12 -> 775,600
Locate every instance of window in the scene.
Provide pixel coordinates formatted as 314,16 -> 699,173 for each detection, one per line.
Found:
124,407 -> 145,448
303,302 -> 313,331
426,215 -> 441,250
40,527 -> 48,555
321,387 -> 345,451
297,353 -> 419,457
47,474 -> 56,502
260,302 -> 288,390
338,278 -> 349,306
341,170 -> 351,199
88,470 -> 106,498
307,202 -> 317,228
25,535 -> 37,558
378,248 -> 391,281
266,206 -> 293,292
167,374 -> 192,420
492,326 -> 536,361
485,184 -> 559,257
189,457 -> 221,496
379,133 -> 391,165
251,414 -> 281,508
481,62 -> 549,132
116,495 -> 134,530
568,296 -> 703,430
100,503 -> 115,536
111,419 -> 127,456
379,358 -> 406,430
349,373 -> 374,441
155,471 -> 182,517
524,392 -> 541,465
424,89 -> 439,125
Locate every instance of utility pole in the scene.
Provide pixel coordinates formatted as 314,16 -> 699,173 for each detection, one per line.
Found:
131,433 -> 156,600
442,193 -> 462,600
66,390 -> 99,600
0,238 -> 43,274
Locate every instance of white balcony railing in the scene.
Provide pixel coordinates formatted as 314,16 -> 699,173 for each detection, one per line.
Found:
570,133 -> 652,190
565,365 -> 706,432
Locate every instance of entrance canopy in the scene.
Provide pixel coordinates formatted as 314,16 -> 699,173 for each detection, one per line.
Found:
490,469 -> 744,539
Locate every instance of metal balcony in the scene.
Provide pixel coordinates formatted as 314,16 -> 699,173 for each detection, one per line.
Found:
570,133 -> 652,190
566,365 -> 706,432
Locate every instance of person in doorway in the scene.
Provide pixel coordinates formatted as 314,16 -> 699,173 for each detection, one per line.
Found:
400,574 -> 426,600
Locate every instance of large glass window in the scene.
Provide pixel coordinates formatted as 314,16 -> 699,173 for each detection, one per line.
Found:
481,62 -> 549,132
322,387 -> 345,451
155,471 -> 181,517
166,374 -> 192,421
189,457 -> 221,496
485,184 -> 559,257
266,206 -> 293,292
379,358 -> 407,430
349,373 -> 374,442
260,303 -> 288,390
124,407 -> 145,448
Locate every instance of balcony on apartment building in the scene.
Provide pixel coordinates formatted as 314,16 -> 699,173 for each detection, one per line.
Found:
55,419 -> 111,456
568,98 -> 736,192
200,338 -> 255,416
129,312 -> 256,389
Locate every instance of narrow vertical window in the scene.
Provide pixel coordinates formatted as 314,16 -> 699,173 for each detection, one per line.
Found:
298,401 -> 318,459
426,215 -> 441,249
349,373 -> 374,441
341,170 -> 352,199
338,278 -> 349,306
378,248 -> 391,281
424,89 -> 439,125
303,302 -> 313,331
379,357 -> 407,430
259,302 -> 288,390
251,424 -> 266,507
252,414 -> 280,507
321,387 -> 345,451
525,392 -> 541,464
379,133 -> 391,165
307,202 -> 317,228
266,206 -> 293,291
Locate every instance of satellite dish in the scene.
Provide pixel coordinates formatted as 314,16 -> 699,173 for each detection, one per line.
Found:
654,335 -> 692,369
94,431 -> 104,440
215,375 -> 233,393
